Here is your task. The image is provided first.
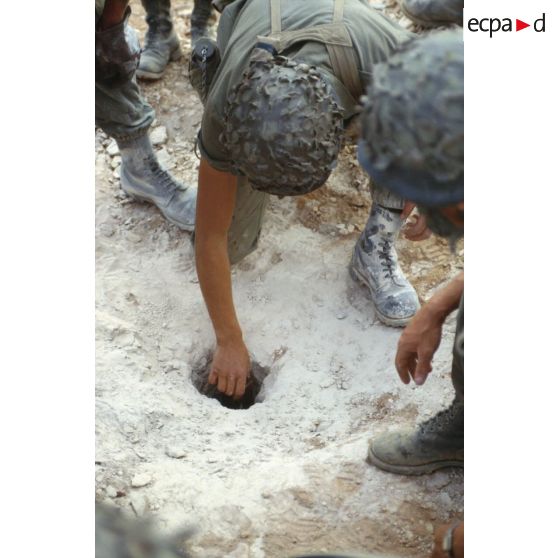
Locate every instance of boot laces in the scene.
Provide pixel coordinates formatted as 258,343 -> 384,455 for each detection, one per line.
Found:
419,402 -> 461,435
148,158 -> 186,195
378,236 -> 396,280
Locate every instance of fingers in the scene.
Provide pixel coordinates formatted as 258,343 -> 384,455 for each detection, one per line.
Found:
234,374 -> 247,400
403,215 -> 431,241
414,350 -> 434,385
395,352 -> 413,385
208,369 -> 218,385
217,373 -> 227,394
400,201 -> 415,221
225,376 -> 236,397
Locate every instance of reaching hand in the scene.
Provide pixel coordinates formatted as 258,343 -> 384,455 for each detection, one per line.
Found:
401,201 -> 432,241
395,305 -> 444,386
208,341 -> 251,399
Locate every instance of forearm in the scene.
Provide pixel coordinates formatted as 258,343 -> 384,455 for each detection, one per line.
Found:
425,272 -> 464,324
99,0 -> 130,30
196,230 -> 243,346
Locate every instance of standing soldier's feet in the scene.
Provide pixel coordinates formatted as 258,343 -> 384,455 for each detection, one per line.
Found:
367,399 -> 464,475
117,132 -> 196,231
350,204 -> 419,327
191,0 -> 213,44
137,1 -> 181,80
399,0 -> 464,28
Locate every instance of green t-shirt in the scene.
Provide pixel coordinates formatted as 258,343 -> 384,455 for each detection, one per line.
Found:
199,0 -> 413,171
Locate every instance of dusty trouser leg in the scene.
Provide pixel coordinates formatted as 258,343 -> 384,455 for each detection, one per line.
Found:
228,178 -> 269,265
191,0 -> 213,44
96,76 -> 196,231
95,75 -> 155,140
137,0 -> 181,80
349,181 -> 419,327
366,297 -> 465,476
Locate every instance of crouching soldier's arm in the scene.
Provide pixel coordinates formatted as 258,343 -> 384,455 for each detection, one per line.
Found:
395,272 -> 464,386
99,0 -> 130,30
195,158 -> 251,398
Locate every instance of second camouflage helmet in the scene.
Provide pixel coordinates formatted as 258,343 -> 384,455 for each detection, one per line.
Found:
221,54 -> 344,196
358,30 -> 464,207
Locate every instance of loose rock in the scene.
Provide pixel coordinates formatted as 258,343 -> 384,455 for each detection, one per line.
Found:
131,473 -> 152,488
150,126 -> 168,146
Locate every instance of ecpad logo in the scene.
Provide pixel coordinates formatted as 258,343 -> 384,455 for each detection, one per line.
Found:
468,13 -> 546,38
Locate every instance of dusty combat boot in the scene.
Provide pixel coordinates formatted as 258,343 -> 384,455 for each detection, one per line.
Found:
191,0 -> 213,44
117,133 -> 196,231
350,204 -> 419,327
137,0 -> 181,80
367,400 -> 464,475
399,0 -> 464,28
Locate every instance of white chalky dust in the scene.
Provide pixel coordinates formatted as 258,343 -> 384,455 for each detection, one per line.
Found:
95,2 -> 463,557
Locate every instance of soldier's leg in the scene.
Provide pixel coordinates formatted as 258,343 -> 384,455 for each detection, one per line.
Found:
228,178 -> 269,265
137,0 -> 181,80
191,0 -> 213,44
349,181 -> 419,327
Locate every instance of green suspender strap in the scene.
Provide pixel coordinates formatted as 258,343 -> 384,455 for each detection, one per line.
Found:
261,0 -> 364,102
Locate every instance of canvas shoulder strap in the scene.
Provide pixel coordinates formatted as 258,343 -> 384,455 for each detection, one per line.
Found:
326,0 -> 363,100
262,0 -> 363,101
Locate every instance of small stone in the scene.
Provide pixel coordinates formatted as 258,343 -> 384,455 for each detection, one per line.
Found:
111,156 -> 122,170
130,494 -> 148,516
131,473 -> 152,488
99,223 -> 115,238
150,126 -> 168,146
165,446 -> 186,459
127,232 -> 142,244
106,485 -> 118,498
112,166 -> 121,179
336,311 -> 348,320
107,140 -> 119,157
347,224 -> 355,233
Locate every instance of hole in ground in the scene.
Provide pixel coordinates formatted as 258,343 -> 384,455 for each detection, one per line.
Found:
191,354 -> 270,410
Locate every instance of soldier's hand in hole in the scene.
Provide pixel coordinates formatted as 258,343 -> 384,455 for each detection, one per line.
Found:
401,201 -> 432,241
208,341 -> 251,399
395,304 -> 444,386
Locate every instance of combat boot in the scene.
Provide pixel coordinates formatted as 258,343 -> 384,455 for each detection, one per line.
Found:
191,0 -> 213,44
399,0 -> 464,28
137,0 -> 181,80
367,399 -> 464,475
350,204 -> 419,327
117,132 -> 196,231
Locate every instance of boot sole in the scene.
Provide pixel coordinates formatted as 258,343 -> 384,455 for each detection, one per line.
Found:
136,46 -> 182,80
120,187 -> 195,233
366,444 -> 464,476
349,264 -> 413,328
400,4 -> 462,28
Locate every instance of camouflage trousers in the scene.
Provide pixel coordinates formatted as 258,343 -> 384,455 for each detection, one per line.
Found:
95,0 -> 155,140
228,178 -> 404,265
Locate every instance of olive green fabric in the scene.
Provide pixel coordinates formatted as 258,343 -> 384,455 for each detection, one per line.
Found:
198,0 -> 412,261
95,0 -> 155,140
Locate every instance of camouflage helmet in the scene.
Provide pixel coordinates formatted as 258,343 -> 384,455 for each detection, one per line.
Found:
221,54 -> 344,196
358,30 -> 464,207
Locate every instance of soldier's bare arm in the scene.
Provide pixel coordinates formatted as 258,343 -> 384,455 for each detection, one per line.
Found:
395,272 -> 464,386
195,158 -> 251,399
99,0 -> 130,30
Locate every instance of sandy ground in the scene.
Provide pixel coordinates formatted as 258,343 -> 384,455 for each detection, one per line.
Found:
95,2 -> 464,557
